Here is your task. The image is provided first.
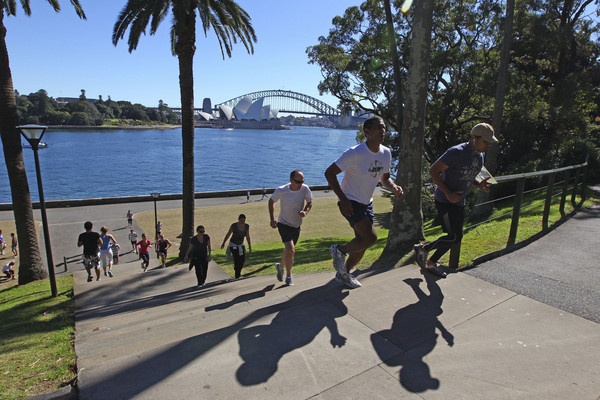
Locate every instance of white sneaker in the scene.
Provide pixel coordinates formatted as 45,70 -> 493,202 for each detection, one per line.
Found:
342,272 -> 362,288
329,245 -> 347,274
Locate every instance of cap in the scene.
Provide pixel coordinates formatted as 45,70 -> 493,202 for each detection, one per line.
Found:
470,123 -> 498,143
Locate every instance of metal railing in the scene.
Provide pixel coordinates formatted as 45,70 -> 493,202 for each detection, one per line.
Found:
449,161 -> 589,268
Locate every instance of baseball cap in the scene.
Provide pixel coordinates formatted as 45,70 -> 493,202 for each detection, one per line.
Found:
470,123 -> 498,143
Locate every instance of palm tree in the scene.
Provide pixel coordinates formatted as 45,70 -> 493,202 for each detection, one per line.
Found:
0,1 -> 86,285
113,0 -> 256,259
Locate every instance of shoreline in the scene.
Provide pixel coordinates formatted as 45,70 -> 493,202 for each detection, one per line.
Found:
47,124 -> 182,130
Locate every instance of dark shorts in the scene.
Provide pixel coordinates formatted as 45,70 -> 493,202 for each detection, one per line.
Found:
158,250 -> 167,256
140,253 -> 150,264
277,222 -> 301,244
339,200 -> 374,227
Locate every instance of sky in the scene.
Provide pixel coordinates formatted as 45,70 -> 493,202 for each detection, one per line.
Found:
5,0 -> 362,110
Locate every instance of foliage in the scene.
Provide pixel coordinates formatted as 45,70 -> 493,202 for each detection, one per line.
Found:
308,0 -> 600,180
15,89 -> 180,126
0,276 -> 76,399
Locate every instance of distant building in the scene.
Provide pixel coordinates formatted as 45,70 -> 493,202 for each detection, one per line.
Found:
197,95 -> 286,129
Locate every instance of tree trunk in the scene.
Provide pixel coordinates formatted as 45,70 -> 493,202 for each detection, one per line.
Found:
472,0 -> 514,219
383,0 -> 434,256
175,6 -> 197,259
383,0 -> 403,132
0,14 -> 46,284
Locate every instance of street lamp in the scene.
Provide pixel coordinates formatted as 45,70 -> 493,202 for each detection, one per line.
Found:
150,192 -> 160,242
18,124 -> 57,297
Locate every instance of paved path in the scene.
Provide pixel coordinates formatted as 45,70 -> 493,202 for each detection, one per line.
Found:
3,191 -> 599,399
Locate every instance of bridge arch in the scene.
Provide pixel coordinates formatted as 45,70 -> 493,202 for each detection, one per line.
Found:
216,89 -> 339,116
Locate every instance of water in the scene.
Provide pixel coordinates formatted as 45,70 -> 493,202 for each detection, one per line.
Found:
0,126 -> 358,203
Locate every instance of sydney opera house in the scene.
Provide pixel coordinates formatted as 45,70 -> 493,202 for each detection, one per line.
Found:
196,95 -> 287,129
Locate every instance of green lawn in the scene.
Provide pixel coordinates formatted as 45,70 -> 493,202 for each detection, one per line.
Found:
0,276 -> 76,400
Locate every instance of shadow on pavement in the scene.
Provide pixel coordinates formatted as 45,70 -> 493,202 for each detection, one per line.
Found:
371,272 -> 452,392
81,280 -> 349,398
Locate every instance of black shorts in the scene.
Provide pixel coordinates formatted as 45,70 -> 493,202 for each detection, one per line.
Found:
140,253 -> 150,264
277,222 -> 301,244
339,200 -> 374,227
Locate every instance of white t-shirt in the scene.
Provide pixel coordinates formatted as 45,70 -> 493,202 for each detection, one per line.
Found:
3,263 -> 13,273
270,183 -> 313,228
334,142 -> 392,205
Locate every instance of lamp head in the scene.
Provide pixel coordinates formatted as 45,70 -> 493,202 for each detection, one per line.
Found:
18,124 -> 47,145
150,192 -> 161,199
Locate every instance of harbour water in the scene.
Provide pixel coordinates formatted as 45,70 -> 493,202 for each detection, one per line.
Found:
0,126 -> 358,203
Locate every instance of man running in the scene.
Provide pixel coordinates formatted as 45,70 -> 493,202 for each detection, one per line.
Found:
77,221 -> 102,282
325,116 -> 404,288
268,170 -> 313,286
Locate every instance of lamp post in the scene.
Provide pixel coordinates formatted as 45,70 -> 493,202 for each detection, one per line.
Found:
150,192 -> 160,241
18,124 -> 57,297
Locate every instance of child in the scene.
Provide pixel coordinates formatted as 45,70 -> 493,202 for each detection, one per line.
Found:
2,261 -> 16,279
111,242 -> 121,265
10,233 -> 17,256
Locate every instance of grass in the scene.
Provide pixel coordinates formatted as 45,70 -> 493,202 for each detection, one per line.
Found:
134,186 -> 599,275
134,193 -> 395,277
0,275 -> 76,400
0,186 -> 596,398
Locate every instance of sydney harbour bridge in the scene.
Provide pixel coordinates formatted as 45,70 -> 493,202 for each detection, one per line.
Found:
215,89 -> 340,117
170,89 -> 340,118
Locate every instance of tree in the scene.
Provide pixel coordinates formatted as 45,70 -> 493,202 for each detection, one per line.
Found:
383,0 -> 435,255
0,0 -> 86,285
113,0 -> 256,259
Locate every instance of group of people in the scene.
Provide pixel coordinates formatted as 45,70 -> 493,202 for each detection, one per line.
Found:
77,116 -> 497,290
78,221 -> 173,282
267,116 -> 497,289
0,229 -> 17,257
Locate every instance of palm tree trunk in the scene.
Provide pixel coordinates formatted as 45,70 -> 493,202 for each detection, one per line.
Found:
0,13 -> 46,283
175,6 -> 197,259
383,0 -> 434,256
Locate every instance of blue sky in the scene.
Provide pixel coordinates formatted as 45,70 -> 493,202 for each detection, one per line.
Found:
5,0 -> 360,109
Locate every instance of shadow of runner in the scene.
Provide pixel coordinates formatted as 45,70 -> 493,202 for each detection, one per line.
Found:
235,286 -> 348,385
371,272 -> 453,393
80,280 -> 349,399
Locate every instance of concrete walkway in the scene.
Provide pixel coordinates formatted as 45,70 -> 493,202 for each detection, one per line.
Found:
3,191 -> 599,399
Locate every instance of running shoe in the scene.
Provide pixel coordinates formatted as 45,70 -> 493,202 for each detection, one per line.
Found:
87,275 -> 93,282
197,284 -> 204,289
108,270 -> 113,278
334,272 -> 344,283
329,244 -> 347,274
413,244 -> 429,270
285,275 -> 294,286
275,263 -> 284,282
104,272 -> 108,277
342,272 -> 362,288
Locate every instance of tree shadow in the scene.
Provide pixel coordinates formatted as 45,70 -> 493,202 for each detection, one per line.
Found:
371,273 -> 453,393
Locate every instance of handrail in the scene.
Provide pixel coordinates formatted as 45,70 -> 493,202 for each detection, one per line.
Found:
450,161 -> 589,268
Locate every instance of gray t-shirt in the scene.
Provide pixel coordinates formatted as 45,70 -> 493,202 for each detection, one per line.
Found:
434,142 -> 484,206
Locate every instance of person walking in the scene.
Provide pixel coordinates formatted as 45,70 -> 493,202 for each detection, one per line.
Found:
99,226 -> 117,278
137,234 -> 153,272
77,221 -> 102,282
126,210 -> 133,228
246,190 -> 251,203
128,229 -> 138,254
325,116 -> 404,289
184,225 -> 211,289
221,214 -> 252,279
261,186 -> 267,200
10,233 -> 17,257
155,234 -> 172,268
268,169 -> 313,286
0,229 -> 5,255
111,242 -> 121,265
414,123 -> 497,274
